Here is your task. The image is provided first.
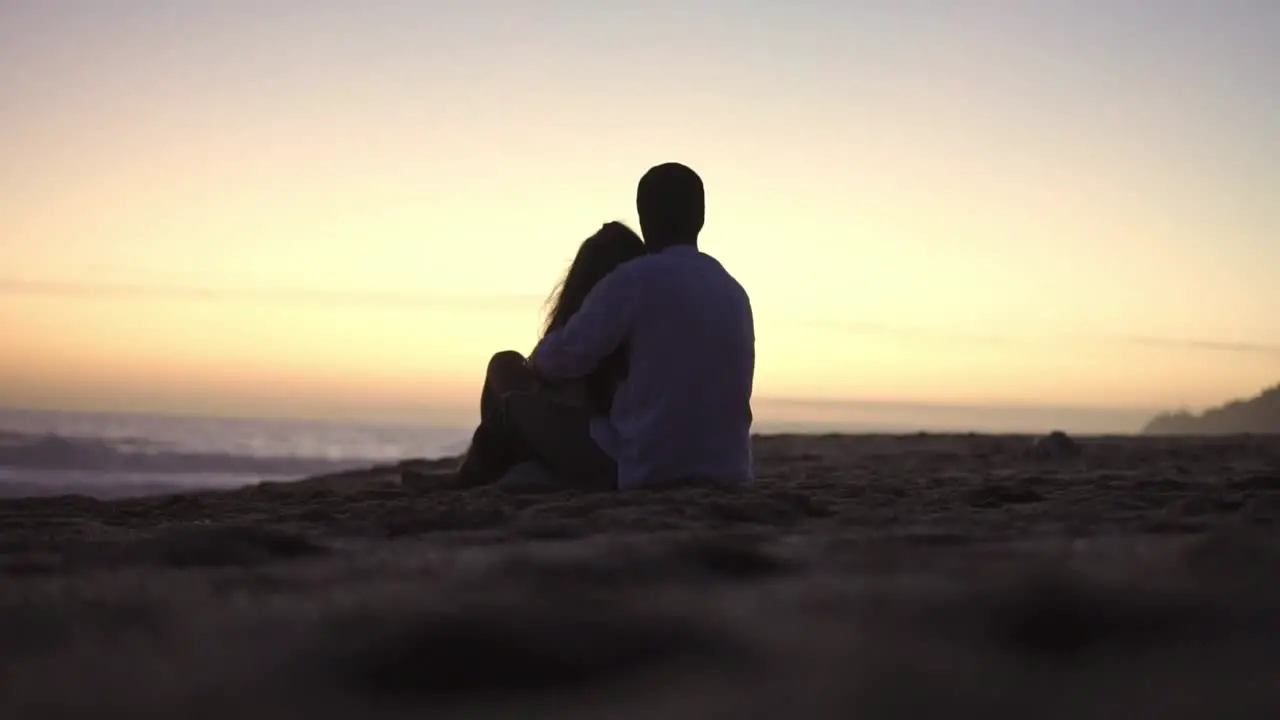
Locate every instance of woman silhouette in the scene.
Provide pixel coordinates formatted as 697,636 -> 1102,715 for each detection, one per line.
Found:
456,221 -> 645,487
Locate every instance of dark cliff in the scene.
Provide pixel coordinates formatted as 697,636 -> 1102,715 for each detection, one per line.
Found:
1144,384 -> 1280,435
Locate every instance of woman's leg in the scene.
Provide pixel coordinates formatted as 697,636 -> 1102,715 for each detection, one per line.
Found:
457,351 -> 540,486
501,391 -> 617,491
480,351 -> 538,421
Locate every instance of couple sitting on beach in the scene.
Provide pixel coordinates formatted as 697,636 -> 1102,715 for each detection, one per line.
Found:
451,162 -> 755,492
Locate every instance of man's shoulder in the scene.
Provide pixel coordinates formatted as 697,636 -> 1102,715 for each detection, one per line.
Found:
689,251 -> 748,296
593,253 -> 654,290
648,247 -> 731,274
610,251 -> 678,282
629,247 -> 742,289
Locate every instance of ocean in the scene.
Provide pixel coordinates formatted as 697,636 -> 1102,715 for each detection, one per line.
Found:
0,402 -> 1154,500
0,408 -> 474,499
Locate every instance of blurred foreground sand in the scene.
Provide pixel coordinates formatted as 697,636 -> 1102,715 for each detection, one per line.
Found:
2,434 -> 1279,719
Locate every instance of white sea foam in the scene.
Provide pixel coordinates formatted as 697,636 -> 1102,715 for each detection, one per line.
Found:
0,409 -> 472,498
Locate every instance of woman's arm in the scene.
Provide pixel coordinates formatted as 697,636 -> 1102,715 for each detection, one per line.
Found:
541,378 -> 591,409
530,264 -> 638,381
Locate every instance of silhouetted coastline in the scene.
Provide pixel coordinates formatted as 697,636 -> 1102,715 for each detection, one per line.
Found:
1144,384 -> 1280,435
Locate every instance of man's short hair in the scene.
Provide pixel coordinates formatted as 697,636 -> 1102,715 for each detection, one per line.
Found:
637,162 -> 705,241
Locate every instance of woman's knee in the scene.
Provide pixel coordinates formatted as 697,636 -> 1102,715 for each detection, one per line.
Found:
487,350 -> 534,393
487,350 -> 526,375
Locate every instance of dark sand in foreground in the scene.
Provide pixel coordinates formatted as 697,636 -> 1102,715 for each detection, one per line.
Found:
2,434 -> 1279,718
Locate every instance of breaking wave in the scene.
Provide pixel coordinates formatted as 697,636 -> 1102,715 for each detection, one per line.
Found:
0,431 -> 374,476
0,411 -> 473,499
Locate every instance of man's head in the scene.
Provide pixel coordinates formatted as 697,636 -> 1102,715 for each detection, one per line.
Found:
636,162 -> 704,250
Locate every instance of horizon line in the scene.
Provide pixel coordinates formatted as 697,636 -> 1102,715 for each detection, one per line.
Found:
0,395 -> 1176,420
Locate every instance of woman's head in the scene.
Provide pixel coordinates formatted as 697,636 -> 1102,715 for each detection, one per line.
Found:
543,221 -> 645,336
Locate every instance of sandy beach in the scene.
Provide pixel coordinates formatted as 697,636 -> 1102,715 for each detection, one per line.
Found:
2,433 -> 1279,718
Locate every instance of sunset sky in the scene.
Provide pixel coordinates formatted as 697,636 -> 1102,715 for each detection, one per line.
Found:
1,1 -> 1277,431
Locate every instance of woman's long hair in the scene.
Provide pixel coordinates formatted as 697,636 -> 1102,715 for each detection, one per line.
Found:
542,221 -> 645,336
541,221 -> 645,412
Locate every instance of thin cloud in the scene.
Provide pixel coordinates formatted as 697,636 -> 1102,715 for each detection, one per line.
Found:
807,318 -> 1280,359
1114,334 -> 1280,358
0,278 -> 546,310
804,319 -> 1013,346
7,280 -> 1275,358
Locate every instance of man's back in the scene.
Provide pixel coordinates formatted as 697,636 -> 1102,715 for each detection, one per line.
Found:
529,162 -> 753,489
602,246 -> 754,489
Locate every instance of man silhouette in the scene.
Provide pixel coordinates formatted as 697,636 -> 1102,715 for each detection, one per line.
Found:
522,162 -> 756,489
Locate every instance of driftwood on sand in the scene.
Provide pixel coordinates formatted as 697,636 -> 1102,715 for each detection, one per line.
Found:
1,433 -> 1279,719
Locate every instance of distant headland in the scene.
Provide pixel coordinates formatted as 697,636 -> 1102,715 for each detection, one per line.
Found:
1144,383 -> 1280,435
